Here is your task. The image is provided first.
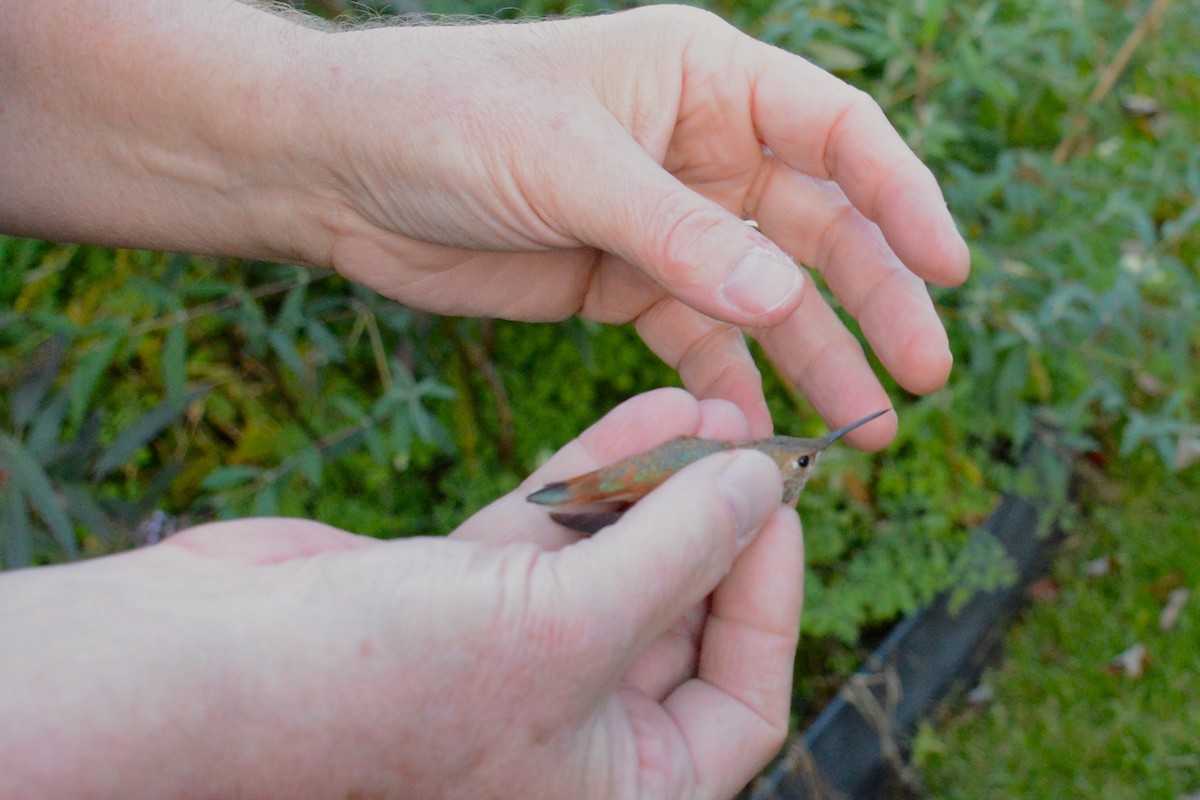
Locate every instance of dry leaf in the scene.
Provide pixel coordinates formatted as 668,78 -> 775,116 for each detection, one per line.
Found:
1175,429 -> 1200,471
841,470 -> 872,507
1151,571 -> 1187,602
1027,577 -> 1061,603
1106,643 -> 1149,678
1135,372 -> 1167,397
1160,588 -> 1190,632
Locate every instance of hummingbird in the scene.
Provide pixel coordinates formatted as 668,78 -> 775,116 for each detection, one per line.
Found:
526,408 -> 890,534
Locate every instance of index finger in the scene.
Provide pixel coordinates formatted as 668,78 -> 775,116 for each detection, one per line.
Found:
449,388 -> 753,548
749,45 -> 970,287
662,506 -> 804,797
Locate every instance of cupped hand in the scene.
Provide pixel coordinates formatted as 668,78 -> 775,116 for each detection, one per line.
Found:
1,390 -> 802,800
310,7 -> 968,444
174,389 -> 802,799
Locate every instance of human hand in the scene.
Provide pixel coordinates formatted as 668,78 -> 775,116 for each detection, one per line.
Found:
0,389 -> 802,800
3,2 -> 964,444
307,7 -> 969,444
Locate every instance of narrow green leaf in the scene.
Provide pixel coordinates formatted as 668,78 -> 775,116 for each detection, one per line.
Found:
267,329 -> 306,377
200,465 -> 262,491
252,482 -> 279,517
68,333 -> 123,426
0,481 -> 33,570
389,408 -> 412,458
179,280 -> 239,301
163,321 -> 187,403
409,402 -> 436,444
371,391 -> 405,419
234,289 -> 269,357
60,482 -> 119,546
26,391 -> 68,461
331,395 -> 366,421
276,282 -> 307,332
297,446 -> 322,486
126,277 -> 176,309
11,337 -> 66,432
163,253 -> 191,288
415,378 -> 456,400
323,427 -> 366,462
996,346 -> 1030,405
0,433 -> 77,559
364,427 -> 388,463
805,39 -> 868,72
304,318 -> 344,364
132,461 -> 184,516
50,412 -> 102,481
93,386 -> 210,478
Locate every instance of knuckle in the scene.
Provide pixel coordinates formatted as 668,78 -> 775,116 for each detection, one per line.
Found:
635,3 -> 725,32
823,85 -> 884,175
642,190 -> 727,285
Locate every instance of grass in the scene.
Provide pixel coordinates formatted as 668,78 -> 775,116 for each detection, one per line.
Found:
916,451 -> 1200,798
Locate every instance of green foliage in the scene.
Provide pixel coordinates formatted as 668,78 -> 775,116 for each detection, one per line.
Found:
743,0 -> 1198,656
739,0 -> 1199,467
917,453 -> 1200,798
0,248 -> 462,559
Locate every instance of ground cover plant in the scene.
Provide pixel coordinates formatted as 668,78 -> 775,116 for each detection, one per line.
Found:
1,0 -> 1197,794
915,452 -> 1200,799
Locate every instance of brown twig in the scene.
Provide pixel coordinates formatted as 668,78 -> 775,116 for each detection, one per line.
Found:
1053,0 -> 1173,164
453,320 -> 516,468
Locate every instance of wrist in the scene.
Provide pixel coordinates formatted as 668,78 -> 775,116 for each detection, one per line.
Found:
0,548 -> 257,799
0,0 -> 342,266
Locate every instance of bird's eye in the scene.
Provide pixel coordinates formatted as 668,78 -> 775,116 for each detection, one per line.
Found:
793,455 -> 810,469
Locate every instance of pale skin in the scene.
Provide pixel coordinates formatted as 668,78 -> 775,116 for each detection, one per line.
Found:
0,1 -> 968,797
1,390 -> 800,799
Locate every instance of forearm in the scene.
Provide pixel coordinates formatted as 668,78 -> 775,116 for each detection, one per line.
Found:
0,0 -> 337,263
0,551 -> 248,799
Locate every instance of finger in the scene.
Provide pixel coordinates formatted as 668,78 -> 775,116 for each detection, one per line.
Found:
693,396 -> 754,442
622,602 -> 707,702
450,388 -> 701,549
568,397 -> 753,698
635,297 -> 773,436
748,46 -> 970,288
559,113 -> 805,329
751,163 -> 953,395
451,390 -> 752,548
752,284 -> 897,451
621,393 -> 782,699
554,448 -> 782,679
662,507 -> 804,798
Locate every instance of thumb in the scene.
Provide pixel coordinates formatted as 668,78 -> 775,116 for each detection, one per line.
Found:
565,127 -> 805,327
554,449 -> 783,670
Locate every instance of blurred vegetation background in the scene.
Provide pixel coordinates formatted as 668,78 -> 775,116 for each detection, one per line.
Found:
1,0 -> 1197,795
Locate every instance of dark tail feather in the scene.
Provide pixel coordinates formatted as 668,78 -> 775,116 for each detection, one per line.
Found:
527,482 -> 573,506
550,509 -> 628,535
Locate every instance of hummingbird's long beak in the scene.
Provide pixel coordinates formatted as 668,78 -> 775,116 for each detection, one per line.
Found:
816,408 -> 891,449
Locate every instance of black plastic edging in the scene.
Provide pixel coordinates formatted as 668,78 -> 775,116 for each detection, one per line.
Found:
743,450 -> 1069,800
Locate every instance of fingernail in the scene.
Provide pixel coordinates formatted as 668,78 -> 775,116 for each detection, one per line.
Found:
717,451 -> 779,550
721,246 -> 802,317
